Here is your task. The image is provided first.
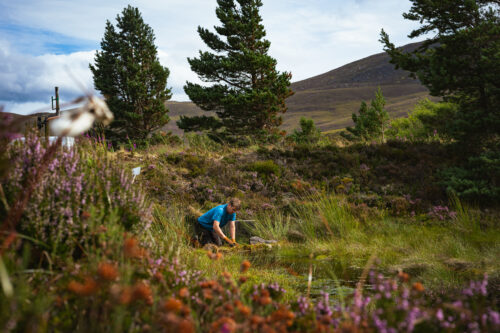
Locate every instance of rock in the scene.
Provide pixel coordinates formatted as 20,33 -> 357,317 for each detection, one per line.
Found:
286,229 -> 307,243
250,236 -> 278,245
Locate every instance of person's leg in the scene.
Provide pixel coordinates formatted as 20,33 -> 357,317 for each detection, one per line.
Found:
210,230 -> 223,246
194,222 -> 209,246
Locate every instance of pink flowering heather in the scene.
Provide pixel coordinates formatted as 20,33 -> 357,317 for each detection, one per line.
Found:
3,132 -> 152,255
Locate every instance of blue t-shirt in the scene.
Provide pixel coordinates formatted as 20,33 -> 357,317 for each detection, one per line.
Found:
197,204 -> 236,230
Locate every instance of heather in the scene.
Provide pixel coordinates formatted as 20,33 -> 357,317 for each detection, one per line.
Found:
2,124 -> 499,332
2,132 -> 152,258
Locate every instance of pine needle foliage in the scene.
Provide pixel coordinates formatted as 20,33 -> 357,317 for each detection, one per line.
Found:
380,0 -> 500,147
90,5 -> 172,141
179,0 -> 294,137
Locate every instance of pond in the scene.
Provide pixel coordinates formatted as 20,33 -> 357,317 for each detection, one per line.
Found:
245,246 -> 370,299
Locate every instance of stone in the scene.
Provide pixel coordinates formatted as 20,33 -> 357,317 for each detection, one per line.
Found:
250,236 -> 278,245
286,229 -> 307,243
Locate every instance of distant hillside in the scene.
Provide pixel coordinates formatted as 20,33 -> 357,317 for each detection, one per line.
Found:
5,42 -> 435,135
164,42 -> 434,134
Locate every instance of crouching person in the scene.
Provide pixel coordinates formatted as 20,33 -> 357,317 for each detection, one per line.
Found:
195,198 -> 240,247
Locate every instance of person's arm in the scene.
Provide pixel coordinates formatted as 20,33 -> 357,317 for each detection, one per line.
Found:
212,220 -> 233,244
229,220 -> 236,242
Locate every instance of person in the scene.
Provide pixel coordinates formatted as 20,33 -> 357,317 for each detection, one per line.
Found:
195,198 -> 241,247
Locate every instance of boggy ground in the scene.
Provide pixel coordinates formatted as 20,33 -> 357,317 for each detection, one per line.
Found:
126,134 -> 499,294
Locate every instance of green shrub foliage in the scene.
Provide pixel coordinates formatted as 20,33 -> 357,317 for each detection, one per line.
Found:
387,99 -> 458,142
289,117 -> 321,144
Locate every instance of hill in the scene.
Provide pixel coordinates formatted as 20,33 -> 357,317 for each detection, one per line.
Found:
163,42 -> 434,134
4,42 -> 435,135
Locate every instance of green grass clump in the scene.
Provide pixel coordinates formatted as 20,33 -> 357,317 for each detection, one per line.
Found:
244,160 -> 282,178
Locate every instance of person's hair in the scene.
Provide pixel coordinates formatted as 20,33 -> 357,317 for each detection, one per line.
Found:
229,198 -> 241,210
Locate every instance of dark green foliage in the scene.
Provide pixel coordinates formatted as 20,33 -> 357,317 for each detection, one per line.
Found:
180,0 -> 294,136
380,0 -> 500,146
342,87 -> 390,142
440,148 -> 500,204
90,5 -> 172,140
177,115 -> 223,132
289,117 -> 321,144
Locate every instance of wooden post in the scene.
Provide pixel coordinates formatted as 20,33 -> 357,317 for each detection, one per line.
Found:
55,86 -> 60,117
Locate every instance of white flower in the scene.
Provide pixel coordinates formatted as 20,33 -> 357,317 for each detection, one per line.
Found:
50,96 -> 114,137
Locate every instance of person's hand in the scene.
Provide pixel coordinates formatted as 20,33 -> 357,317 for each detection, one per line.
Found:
232,239 -> 238,247
223,236 -> 235,246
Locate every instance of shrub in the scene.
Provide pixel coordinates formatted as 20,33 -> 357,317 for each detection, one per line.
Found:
439,148 -> 500,204
245,160 -> 282,178
387,99 -> 457,142
3,133 -> 152,257
289,117 -> 321,145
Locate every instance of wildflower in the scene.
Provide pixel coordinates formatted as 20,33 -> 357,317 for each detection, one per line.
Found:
259,296 -> 272,306
81,211 -> 91,219
239,276 -> 248,284
97,262 -> 118,281
132,282 -> 153,305
67,276 -> 98,296
413,282 -> 425,292
222,271 -> 232,279
120,286 -> 133,305
50,96 -> 113,137
164,298 -> 183,313
179,287 -> 189,298
398,271 -> 410,283
240,260 -> 251,273
203,288 -> 213,300
238,304 -> 251,317
178,318 -> 195,333
207,251 -> 223,260
271,307 -> 295,327
154,271 -> 165,282
124,237 -> 144,259
209,317 -> 236,333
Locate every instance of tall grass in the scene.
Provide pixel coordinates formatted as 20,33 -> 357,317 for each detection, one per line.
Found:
184,133 -> 223,153
242,210 -> 291,240
291,193 -> 359,240
149,204 -> 193,254
449,192 -> 481,233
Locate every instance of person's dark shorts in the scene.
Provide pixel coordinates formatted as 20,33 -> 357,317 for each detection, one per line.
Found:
194,222 -> 222,246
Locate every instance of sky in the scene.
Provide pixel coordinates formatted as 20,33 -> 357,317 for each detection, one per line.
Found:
0,0 -> 424,115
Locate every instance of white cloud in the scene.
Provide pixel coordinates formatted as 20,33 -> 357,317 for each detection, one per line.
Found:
1,0 -> 425,113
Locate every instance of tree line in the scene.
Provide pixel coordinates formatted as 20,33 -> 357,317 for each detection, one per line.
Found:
91,0 -> 499,150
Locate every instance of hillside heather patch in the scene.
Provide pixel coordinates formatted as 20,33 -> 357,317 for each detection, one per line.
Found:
3,133 -> 152,256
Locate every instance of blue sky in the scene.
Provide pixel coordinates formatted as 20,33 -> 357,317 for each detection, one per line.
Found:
0,0 -> 424,115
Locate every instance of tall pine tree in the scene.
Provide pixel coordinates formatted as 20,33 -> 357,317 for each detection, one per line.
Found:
178,0 -> 293,137
90,5 -> 171,140
380,0 -> 500,147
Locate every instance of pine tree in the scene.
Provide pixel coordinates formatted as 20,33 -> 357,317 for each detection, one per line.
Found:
178,0 -> 293,137
342,87 -> 390,142
379,0 -> 500,146
90,5 -> 171,140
